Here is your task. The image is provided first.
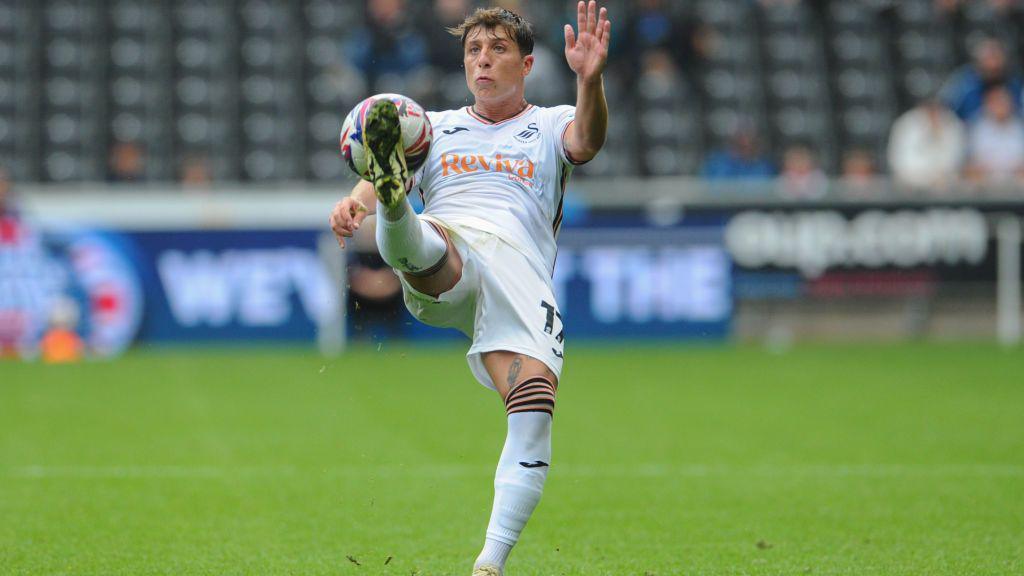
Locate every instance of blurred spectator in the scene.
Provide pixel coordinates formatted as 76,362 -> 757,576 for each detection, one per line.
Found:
345,0 -> 429,89
940,37 -> 1023,120
638,48 -> 681,86
181,155 -> 213,188
702,122 -> 775,180
426,0 -> 471,74
934,0 -> 963,16
988,0 -> 1017,14
964,85 -> 1024,183
347,218 -> 404,341
779,144 -> 828,198
524,42 -> 569,106
623,0 -> 713,83
839,148 -> 879,196
888,98 -> 966,190
0,166 -> 12,216
108,140 -> 145,182
39,297 -> 84,364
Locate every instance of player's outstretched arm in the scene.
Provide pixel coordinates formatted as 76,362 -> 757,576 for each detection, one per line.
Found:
563,0 -> 610,164
329,179 -> 376,248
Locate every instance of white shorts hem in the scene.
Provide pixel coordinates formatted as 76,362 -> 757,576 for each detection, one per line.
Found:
466,343 -> 563,392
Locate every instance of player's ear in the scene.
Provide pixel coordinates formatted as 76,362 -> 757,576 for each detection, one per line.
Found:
522,54 -> 534,78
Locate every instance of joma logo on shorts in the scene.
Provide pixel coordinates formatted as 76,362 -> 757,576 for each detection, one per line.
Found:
441,153 -> 536,180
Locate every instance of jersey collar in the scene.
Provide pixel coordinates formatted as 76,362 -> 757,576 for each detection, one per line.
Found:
465,103 -> 535,126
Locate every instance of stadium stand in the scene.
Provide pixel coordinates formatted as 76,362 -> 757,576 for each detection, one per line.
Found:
2,0 -> 1024,183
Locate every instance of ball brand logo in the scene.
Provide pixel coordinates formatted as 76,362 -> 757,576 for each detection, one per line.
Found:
441,152 -> 536,182
514,122 -> 540,143
387,96 -> 421,118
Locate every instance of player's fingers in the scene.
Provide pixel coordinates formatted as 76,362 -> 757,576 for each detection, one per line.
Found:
329,208 -> 342,232
602,19 -> 611,49
333,201 -> 352,228
349,199 -> 368,228
577,1 -> 585,36
596,7 -> 607,42
335,203 -> 359,235
330,215 -> 349,248
588,0 -> 597,34
329,212 -> 345,235
564,24 -> 575,51
352,206 -> 369,228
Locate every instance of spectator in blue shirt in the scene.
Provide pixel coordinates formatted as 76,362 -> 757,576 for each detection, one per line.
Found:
345,0 -> 428,89
940,37 -> 1023,121
622,0 -> 713,85
702,123 -> 776,180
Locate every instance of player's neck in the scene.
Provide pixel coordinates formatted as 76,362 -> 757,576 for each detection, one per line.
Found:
472,97 -> 530,123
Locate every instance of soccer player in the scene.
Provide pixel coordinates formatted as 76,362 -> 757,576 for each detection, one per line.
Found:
330,3 -> 610,574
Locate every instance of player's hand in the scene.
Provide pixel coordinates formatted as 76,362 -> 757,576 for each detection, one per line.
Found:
564,0 -> 611,84
329,197 -> 369,249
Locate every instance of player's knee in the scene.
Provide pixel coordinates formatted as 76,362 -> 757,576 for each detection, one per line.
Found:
401,257 -> 463,298
504,376 -> 557,417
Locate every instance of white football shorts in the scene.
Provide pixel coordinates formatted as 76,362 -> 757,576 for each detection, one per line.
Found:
397,216 -> 565,391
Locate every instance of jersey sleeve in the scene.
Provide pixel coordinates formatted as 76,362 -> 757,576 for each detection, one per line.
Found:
545,105 -> 587,166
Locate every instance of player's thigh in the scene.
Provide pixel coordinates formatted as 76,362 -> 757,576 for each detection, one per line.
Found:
481,350 -> 558,400
401,232 -> 464,298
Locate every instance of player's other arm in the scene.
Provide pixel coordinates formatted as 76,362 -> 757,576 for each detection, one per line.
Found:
563,0 -> 611,164
566,66 -> 609,164
329,179 -> 376,248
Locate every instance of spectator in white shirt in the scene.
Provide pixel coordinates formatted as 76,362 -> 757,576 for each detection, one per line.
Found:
965,85 -> 1024,184
888,98 -> 966,191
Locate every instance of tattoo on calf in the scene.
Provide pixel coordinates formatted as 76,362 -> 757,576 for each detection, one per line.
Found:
507,357 -> 523,387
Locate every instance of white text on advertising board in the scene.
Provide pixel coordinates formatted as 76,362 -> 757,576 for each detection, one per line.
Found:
725,209 -> 988,278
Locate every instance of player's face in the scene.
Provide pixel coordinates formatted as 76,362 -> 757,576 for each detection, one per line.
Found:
463,25 -> 533,103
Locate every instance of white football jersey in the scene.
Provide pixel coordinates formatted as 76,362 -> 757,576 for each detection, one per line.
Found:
413,104 -> 580,275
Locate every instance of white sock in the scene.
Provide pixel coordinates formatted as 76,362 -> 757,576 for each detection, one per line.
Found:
475,410 -> 553,570
374,200 -> 447,275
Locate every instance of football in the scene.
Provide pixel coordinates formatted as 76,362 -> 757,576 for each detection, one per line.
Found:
339,93 -> 433,179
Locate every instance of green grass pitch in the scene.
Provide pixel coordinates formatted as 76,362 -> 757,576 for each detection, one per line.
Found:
1,343 -> 1022,575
